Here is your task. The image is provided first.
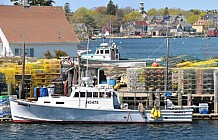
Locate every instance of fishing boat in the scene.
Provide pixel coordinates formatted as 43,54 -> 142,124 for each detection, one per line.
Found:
9,79 -> 193,123
79,40 -> 158,68
80,41 -> 120,62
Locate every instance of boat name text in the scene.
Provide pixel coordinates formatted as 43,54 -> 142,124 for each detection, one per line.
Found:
86,101 -> 99,104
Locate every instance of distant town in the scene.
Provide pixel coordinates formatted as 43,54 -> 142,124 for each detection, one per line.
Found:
65,1 -> 218,39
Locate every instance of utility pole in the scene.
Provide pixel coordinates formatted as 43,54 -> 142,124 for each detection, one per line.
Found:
20,42 -> 26,99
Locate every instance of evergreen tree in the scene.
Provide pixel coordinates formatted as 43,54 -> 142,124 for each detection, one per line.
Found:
163,7 -> 169,16
64,2 -> 71,13
10,0 -> 55,6
106,0 -> 117,15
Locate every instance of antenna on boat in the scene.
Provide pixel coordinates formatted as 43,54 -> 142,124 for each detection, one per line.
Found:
164,21 -> 170,109
86,37 -> 89,78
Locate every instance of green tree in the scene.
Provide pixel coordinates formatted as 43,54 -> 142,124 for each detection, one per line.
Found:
106,0 -> 117,15
54,50 -> 68,58
123,11 -> 143,22
73,7 -> 90,23
44,50 -> 53,59
187,15 -> 200,24
64,2 -> 71,13
147,8 -> 158,16
163,7 -> 169,16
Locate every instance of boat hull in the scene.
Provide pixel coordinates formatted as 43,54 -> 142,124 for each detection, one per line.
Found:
10,100 -> 145,123
10,100 -> 193,123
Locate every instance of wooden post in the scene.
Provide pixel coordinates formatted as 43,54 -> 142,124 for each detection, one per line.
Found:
149,88 -> 153,107
214,70 -> 218,113
187,91 -> 192,106
21,42 -> 25,99
178,89 -> 182,107
7,83 -> 12,95
155,89 -> 160,109
18,84 -> 22,99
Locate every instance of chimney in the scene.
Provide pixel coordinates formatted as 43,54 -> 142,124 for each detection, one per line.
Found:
23,0 -> 30,9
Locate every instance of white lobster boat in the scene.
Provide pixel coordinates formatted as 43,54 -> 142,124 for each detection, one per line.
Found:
9,84 -> 193,123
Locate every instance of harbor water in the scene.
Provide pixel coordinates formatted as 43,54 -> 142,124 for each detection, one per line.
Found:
2,37 -> 218,139
81,37 -> 218,60
1,120 -> 218,139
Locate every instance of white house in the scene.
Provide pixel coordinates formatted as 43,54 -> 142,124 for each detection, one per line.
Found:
0,5 -> 80,58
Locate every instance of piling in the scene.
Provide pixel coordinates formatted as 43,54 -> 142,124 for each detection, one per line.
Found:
148,88 -> 153,107
214,70 -> 218,113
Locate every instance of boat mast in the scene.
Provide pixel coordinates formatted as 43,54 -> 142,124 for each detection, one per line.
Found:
86,38 -> 89,78
164,22 -> 169,109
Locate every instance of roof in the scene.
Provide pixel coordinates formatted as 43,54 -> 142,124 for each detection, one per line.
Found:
0,5 -> 79,43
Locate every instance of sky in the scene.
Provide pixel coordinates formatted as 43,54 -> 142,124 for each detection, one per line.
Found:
0,0 -> 217,12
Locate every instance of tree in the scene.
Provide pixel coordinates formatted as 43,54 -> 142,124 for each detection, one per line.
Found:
44,50 -> 53,59
10,0 -> 55,6
187,15 -> 200,24
147,8 -> 158,16
73,7 -> 90,23
106,0 -> 117,15
163,7 -> 169,16
123,11 -> 143,22
64,2 -> 71,13
54,50 -> 68,58
95,6 -> 107,14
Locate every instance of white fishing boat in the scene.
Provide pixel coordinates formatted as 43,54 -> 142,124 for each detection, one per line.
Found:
80,41 -> 120,61
79,41 -> 159,68
9,82 -> 193,123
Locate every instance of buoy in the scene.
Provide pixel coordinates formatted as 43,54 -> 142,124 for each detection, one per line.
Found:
152,62 -> 159,67
154,110 -> 158,117
158,110 -> 161,117
151,108 -> 155,114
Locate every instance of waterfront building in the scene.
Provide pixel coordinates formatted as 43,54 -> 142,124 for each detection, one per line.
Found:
0,5 -> 79,58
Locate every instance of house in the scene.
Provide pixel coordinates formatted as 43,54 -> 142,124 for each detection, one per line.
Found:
151,25 -> 170,36
120,22 -> 135,36
208,28 -> 218,37
120,21 -> 148,36
192,19 -> 207,33
0,5 -> 79,58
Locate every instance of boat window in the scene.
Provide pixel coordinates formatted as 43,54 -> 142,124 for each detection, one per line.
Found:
74,92 -> 79,97
56,102 -> 64,104
100,92 -> 105,98
87,92 -> 92,97
100,50 -> 104,54
44,101 -> 50,103
105,50 -> 109,54
96,50 -> 99,54
80,92 -> 85,97
93,92 -> 98,98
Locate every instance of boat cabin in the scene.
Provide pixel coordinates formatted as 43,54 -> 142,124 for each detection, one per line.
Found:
37,86 -> 121,110
81,42 -> 120,61
70,87 -> 121,109
95,42 -> 119,60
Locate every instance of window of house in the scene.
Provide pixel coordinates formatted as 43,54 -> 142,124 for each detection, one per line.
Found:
14,48 -> 34,57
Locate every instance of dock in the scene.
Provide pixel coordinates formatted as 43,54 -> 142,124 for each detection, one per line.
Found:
0,117 -> 12,122
193,113 -> 218,120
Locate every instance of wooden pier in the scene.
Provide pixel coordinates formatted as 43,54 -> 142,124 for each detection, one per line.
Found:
0,117 -> 12,122
193,113 -> 218,120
